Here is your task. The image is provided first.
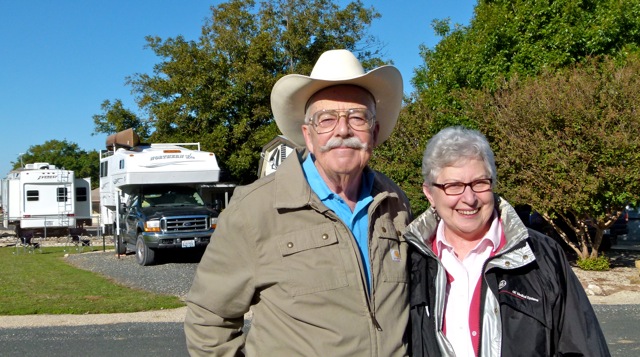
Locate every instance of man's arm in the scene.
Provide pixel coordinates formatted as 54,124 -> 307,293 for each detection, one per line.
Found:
184,194 -> 256,356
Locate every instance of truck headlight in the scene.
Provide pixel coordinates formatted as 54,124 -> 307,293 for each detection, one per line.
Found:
211,217 -> 218,229
144,220 -> 161,232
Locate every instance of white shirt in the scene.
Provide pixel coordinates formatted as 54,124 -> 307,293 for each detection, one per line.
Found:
434,215 -> 501,357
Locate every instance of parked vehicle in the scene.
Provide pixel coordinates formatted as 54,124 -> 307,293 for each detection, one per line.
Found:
602,209 -> 629,248
120,184 -> 218,265
99,129 -> 232,265
1,162 -> 91,238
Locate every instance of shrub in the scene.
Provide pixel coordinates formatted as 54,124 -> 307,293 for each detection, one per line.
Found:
577,255 -> 610,271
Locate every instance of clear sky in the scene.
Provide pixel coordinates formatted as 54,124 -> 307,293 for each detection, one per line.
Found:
0,0 -> 476,177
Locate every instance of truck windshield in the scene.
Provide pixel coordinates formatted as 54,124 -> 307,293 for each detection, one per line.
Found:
141,187 -> 205,207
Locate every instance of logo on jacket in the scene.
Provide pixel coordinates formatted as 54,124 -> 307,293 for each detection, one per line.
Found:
499,280 -> 507,289
390,249 -> 402,262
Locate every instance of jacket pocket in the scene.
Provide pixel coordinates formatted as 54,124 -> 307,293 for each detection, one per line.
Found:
376,219 -> 408,283
278,224 -> 348,296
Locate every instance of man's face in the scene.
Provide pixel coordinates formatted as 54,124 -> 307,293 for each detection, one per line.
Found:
302,85 -> 379,179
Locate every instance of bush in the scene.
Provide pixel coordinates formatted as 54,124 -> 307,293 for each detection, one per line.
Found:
577,255 -> 611,271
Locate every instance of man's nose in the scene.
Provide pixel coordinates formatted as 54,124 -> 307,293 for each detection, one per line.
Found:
334,115 -> 353,136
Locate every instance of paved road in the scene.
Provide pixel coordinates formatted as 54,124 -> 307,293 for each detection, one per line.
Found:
1,305 -> 638,357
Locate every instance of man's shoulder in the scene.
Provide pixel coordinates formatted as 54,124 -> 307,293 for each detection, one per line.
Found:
232,174 -> 276,201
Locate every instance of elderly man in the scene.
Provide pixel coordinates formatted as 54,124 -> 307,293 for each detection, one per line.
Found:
184,49 -> 412,356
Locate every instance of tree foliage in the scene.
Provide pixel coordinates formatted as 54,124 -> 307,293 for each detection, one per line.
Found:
92,99 -> 151,141
12,140 -> 99,189
379,0 -> 640,258
471,55 -> 640,258
122,0 -> 381,183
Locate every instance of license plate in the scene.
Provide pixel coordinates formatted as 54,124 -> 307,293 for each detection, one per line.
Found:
181,240 -> 195,248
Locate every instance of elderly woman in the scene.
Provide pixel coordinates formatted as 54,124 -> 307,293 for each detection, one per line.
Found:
405,126 -> 609,356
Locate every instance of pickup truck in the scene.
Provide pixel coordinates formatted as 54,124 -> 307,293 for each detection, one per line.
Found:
116,184 -> 219,265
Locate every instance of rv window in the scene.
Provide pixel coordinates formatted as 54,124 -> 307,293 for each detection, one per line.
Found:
100,161 -> 108,178
76,187 -> 87,202
57,187 -> 68,202
26,190 -> 39,201
119,160 -> 125,169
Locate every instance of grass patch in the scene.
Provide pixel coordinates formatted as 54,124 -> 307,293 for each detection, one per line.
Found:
0,246 -> 184,315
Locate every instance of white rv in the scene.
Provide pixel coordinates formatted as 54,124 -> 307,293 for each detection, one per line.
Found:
1,162 -> 92,237
99,129 -> 231,265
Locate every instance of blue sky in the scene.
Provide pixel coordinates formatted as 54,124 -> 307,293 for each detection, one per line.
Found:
0,0 -> 476,177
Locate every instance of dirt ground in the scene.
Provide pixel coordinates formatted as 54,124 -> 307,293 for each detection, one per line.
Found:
573,249 -> 640,305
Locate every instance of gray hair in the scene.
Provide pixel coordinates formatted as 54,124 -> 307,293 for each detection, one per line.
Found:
421,126 -> 497,185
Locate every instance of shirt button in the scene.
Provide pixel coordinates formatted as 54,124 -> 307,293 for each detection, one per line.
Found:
287,242 -> 294,248
321,234 -> 329,240
472,331 -> 478,337
505,261 -> 511,267
381,227 -> 387,233
523,254 -> 529,260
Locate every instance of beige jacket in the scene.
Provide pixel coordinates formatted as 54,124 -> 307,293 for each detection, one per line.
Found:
185,149 -> 412,356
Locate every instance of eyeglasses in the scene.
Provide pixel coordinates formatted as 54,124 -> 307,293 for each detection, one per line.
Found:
307,108 -> 375,134
431,178 -> 493,196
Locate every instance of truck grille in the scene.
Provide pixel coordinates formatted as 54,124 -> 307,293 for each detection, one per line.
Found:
162,216 -> 209,232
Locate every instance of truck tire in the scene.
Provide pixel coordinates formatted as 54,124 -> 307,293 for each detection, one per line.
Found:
115,232 -> 127,255
136,234 -> 156,266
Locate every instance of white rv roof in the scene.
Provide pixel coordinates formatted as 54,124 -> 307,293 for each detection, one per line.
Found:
106,144 -> 220,187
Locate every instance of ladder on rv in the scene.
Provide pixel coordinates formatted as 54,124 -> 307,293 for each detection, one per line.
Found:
56,170 -> 73,235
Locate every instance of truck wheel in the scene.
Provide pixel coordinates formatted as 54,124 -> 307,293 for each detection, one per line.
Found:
115,232 -> 127,255
136,234 -> 156,266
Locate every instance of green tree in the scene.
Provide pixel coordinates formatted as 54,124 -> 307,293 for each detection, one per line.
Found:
383,0 -> 640,211
92,99 -> 150,140
12,140 -> 99,189
470,56 -> 640,258
125,0 -> 382,183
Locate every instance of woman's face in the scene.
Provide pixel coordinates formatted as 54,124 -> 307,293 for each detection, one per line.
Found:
423,158 -> 494,243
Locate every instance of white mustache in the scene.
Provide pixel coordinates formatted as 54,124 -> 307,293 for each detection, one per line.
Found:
319,136 -> 368,152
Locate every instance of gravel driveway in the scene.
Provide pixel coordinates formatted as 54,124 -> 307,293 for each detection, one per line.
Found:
64,249 -> 203,300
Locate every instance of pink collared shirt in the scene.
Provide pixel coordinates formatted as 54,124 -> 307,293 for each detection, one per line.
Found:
433,213 -> 502,357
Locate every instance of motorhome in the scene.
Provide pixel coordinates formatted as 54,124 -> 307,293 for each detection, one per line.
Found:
1,162 -> 92,238
99,129 -> 230,265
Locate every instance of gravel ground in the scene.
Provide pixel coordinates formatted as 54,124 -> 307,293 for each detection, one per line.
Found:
63,249 -> 202,300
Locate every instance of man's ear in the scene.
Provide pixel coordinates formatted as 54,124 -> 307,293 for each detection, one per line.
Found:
372,122 -> 380,147
302,124 -> 315,154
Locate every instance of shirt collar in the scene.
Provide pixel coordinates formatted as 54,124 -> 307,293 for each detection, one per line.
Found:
302,153 -> 374,202
434,210 -> 501,258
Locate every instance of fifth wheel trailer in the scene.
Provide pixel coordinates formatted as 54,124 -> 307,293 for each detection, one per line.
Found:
1,162 -> 92,237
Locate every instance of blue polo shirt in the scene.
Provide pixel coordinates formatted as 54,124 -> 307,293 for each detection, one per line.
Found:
302,154 -> 374,292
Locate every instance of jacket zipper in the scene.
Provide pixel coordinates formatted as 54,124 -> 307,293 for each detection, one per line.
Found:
315,203 -> 380,330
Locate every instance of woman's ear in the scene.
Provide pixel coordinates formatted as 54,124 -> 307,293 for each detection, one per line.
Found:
422,184 -> 435,207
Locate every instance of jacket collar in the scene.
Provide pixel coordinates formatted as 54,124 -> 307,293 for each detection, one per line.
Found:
404,194 -> 530,255
272,148 -> 398,212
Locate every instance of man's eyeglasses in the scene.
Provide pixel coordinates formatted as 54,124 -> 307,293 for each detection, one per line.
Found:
307,108 -> 375,134
431,178 -> 493,196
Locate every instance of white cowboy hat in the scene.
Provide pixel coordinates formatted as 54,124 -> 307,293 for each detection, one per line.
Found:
270,49 -> 403,147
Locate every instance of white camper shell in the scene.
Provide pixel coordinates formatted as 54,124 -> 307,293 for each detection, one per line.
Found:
99,142 -> 221,231
1,162 -> 92,237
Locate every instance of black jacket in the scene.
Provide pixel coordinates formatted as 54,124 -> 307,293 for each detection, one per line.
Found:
405,196 -> 610,356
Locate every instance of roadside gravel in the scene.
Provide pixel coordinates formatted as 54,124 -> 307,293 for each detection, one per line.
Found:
63,250 -> 201,300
